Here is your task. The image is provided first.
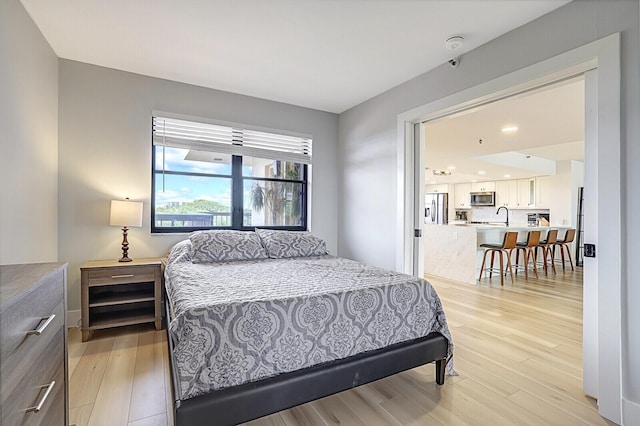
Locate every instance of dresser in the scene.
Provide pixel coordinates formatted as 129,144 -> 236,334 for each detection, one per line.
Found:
80,258 -> 162,342
0,263 -> 68,426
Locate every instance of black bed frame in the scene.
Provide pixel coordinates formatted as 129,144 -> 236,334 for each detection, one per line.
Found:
165,302 -> 448,426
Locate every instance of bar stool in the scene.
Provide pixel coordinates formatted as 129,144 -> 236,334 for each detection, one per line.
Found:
535,229 -> 558,275
553,228 -> 576,271
478,231 -> 518,286
514,230 -> 541,280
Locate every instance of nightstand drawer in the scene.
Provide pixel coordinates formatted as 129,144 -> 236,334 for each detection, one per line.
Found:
87,266 -> 156,285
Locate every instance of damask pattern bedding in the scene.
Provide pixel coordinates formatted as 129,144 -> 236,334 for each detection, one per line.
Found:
165,240 -> 454,401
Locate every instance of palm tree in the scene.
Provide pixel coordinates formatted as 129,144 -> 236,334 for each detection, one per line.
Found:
249,167 -> 301,226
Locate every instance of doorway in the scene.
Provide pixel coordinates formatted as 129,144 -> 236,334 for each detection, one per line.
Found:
419,76 -> 584,286
396,34 -> 621,422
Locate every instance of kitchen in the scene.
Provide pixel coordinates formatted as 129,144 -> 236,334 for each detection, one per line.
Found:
421,76 -> 584,285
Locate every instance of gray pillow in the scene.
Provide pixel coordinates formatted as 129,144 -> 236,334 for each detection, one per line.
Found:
255,229 -> 328,259
189,230 -> 268,263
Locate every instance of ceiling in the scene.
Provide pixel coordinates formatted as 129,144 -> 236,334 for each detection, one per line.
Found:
21,0 -> 569,114
424,76 -> 585,184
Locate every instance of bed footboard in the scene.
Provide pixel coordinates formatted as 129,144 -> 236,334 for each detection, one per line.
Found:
167,326 -> 448,426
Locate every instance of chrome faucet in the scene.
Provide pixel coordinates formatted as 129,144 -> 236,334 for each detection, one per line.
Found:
497,206 -> 509,227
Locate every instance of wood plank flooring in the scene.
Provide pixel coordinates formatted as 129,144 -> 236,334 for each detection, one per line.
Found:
68,266 -> 615,425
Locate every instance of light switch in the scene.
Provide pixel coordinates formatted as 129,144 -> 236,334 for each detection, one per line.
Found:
584,243 -> 596,258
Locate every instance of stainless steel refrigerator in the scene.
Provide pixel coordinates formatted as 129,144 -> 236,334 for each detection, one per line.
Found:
425,193 -> 448,225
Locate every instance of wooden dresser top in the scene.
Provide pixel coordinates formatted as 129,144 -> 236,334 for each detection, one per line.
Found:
0,263 -> 67,305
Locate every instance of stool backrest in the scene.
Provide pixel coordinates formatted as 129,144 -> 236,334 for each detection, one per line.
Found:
562,228 -> 576,243
526,230 -> 541,247
545,229 -> 558,245
503,232 -> 519,250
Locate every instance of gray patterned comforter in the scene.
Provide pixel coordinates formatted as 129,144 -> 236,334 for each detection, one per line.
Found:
165,241 -> 454,401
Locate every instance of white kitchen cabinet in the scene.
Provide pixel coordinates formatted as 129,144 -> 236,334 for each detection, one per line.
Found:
425,184 -> 448,193
454,183 -> 472,208
517,178 -> 536,208
471,181 -> 495,192
495,180 -> 519,207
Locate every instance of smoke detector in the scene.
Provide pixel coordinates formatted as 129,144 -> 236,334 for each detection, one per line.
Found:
445,36 -> 464,51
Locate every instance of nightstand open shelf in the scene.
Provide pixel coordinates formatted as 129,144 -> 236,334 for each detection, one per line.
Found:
89,308 -> 156,329
80,258 -> 163,341
88,282 -> 155,307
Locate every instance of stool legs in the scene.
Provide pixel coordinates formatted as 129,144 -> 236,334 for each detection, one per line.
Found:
535,245 -> 556,275
515,247 -> 539,280
547,246 -> 557,274
554,243 -> 575,271
479,248 -> 514,286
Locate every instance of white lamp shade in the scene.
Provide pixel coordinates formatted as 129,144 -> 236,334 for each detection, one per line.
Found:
110,200 -> 143,227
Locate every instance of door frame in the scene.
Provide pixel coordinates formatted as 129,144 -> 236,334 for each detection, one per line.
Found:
396,33 -> 621,422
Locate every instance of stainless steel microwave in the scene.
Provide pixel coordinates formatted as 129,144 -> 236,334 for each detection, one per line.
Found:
469,191 -> 496,206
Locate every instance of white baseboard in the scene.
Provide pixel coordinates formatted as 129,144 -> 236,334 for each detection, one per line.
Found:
623,397 -> 640,425
67,310 -> 81,328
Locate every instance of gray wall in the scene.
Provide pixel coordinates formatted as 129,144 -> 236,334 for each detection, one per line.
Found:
58,60 -> 338,313
0,0 -> 59,265
338,0 -> 639,417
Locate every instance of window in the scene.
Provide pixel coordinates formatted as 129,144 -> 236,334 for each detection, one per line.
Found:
152,115 -> 311,233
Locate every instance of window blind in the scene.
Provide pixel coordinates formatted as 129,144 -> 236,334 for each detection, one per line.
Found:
152,116 -> 312,164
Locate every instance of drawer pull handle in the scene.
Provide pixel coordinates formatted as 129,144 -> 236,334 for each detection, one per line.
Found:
26,381 -> 55,413
27,314 -> 55,336
111,274 -> 135,279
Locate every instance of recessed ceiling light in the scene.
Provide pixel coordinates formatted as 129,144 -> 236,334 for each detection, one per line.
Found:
447,165 -> 456,170
504,174 -> 511,178
502,126 -> 518,133
478,170 -> 486,175
471,179 -> 478,183
432,170 -> 452,176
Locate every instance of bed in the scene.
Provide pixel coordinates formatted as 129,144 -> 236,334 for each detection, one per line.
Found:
164,229 -> 454,425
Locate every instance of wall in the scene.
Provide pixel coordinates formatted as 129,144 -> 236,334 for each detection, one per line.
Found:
0,0 -> 58,265
59,60 -> 338,314
338,0 -> 639,422
541,160 -> 582,227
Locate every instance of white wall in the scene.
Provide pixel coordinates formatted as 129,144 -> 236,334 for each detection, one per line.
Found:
338,0 -> 639,422
0,0 -> 59,265
544,160 -> 579,227
59,60 -> 338,313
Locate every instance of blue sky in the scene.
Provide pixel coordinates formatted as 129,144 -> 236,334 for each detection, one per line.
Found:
154,146 -> 242,209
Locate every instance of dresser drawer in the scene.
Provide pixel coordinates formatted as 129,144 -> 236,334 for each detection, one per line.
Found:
0,271 -> 63,363
1,300 -> 64,396
87,265 -> 156,286
0,328 -> 65,426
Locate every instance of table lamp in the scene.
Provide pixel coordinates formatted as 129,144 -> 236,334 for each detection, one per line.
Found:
110,198 -> 143,262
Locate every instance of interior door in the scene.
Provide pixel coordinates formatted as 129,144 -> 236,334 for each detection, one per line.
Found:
582,69 -> 598,398
412,123 -> 425,277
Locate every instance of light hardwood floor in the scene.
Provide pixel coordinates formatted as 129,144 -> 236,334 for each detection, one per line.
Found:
68,265 -> 615,426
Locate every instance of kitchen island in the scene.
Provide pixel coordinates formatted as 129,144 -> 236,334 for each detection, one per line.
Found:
423,224 -> 570,285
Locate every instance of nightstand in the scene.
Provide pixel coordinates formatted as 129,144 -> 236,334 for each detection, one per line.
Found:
80,258 -> 163,342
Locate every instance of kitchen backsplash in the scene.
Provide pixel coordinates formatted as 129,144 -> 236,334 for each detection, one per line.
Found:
466,207 -> 551,225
